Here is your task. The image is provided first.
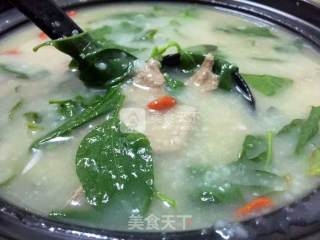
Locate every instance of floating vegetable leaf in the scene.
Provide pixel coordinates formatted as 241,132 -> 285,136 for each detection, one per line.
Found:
189,163 -> 285,205
251,57 -> 284,63
296,106 -> 320,154
118,21 -> 143,33
170,19 -> 181,27
30,87 -> 123,149
164,73 -> 185,91
307,148 -> 320,176
49,99 -> 79,120
77,48 -> 137,88
179,7 -> 199,18
76,104 -> 153,209
278,119 -> 303,135
154,191 -> 177,207
151,41 -> 182,62
9,99 -> 23,120
23,112 -> 42,130
214,58 -> 239,91
239,132 -> 273,168
242,74 -> 293,96
0,63 -> 28,79
34,30 -> 137,88
197,184 -> 243,204
274,39 -> 304,53
109,11 -> 156,20
138,29 -> 158,41
217,25 -> 278,38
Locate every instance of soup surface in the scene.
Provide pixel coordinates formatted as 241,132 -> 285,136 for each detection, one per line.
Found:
0,3 -> 320,233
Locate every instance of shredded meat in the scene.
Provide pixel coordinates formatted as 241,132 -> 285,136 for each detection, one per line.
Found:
188,54 -> 219,91
133,59 -> 165,89
120,105 -> 198,153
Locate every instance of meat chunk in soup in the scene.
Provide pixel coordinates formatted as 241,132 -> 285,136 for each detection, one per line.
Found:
121,105 -> 198,153
133,59 -> 165,89
188,54 -> 219,92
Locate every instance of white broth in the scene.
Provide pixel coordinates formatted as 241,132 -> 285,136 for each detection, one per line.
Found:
0,3 -> 320,232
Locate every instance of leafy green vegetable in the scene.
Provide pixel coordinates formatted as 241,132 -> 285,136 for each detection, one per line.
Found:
179,7 -> 199,18
76,103 -> 153,209
164,73 -> 185,91
9,99 -> 23,120
307,148 -> 320,176
277,119 -> 303,135
152,42 -> 238,91
197,184 -> 243,204
187,130 -> 285,205
119,21 -> 143,33
23,112 -> 42,130
109,11 -> 156,20
49,99 -> 79,120
30,87 -> 123,149
137,29 -> 158,41
77,48 -> 137,87
154,191 -> 177,207
50,178 -> 153,223
274,39 -> 304,53
217,25 -> 278,38
251,57 -> 284,63
34,30 -> 137,88
151,41 -> 182,61
242,74 -> 293,96
214,58 -> 239,91
189,162 -> 285,205
0,63 -> 28,79
170,19 -> 181,27
239,132 -> 273,168
296,106 -> 320,154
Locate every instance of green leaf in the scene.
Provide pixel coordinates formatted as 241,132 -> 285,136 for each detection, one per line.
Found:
30,87 -> 123,149
154,191 -> 177,207
151,41 -> 182,62
76,107 -> 153,209
217,26 -> 278,38
179,7 -> 199,18
49,99 -> 80,120
277,119 -> 303,135
109,11 -> 156,20
274,39 -> 304,53
251,57 -> 284,63
197,184 -> 243,204
164,73 -> 185,91
214,58 -> 239,91
34,31 -> 137,88
78,48 -> 137,88
242,74 -> 293,96
307,148 -> 320,176
239,132 -> 273,168
137,29 -> 158,41
23,112 -> 42,130
189,163 -> 285,205
0,63 -> 28,79
118,21 -> 143,33
8,99 -> 23,120
296,106 -> 320,154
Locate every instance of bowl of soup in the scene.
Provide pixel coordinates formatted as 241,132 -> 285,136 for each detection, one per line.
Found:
0,0 -> 320,239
